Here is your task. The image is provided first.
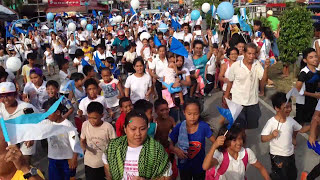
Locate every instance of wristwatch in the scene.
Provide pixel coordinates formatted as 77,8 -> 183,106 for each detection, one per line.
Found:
23,167 -> 38,179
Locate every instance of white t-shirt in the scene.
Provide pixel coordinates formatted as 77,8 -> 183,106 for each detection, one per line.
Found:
59,70 -> 71,94
73,57 -> 83,73
52,40 -> 63,54
102,145 -> 172,179
67,39 -> 79,54
94,50 -> 107,61
213,148 -> 257,180
99,79 -> 120,108
124,74 -> 152,103
0,54 -> 9,67
23,81 -> 48,111
206,56 -> 216,75
136,41 -> 143,56
0,100 -> 39,156
261,117 -> 302,156
123,51 -> 137,64
148,55 -> 168,78
184,55 -> 196,72
44,50 -> 54,65
258,39 -> 271,61
178,67 -> 190,95
47,119 -> 78,160
183,33 -> 193,43
79,95 -> 109,116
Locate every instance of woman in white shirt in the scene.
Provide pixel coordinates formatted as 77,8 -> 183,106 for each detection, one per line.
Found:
182,23 -> 193,43
67,33 -> 80,60
51,32 -> 65,67
124,58 -> 152,103
103,110 -> 172,179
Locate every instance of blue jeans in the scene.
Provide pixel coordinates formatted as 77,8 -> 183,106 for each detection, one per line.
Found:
48,158 -> 76,180
272,37 -> 280,57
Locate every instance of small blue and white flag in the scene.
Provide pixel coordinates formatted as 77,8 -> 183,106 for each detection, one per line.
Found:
217,99 -> 243,129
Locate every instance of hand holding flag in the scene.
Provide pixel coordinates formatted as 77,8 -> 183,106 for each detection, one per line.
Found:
217,99 -> 243,135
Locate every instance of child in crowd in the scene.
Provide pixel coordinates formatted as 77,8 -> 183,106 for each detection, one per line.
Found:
78,78 -> 113,122
69,72 -> 86,103
169,99 -> 215,179
59,59 -> 71,96
0,48 -> 9,68
83,65 -> 96,81
154,98 -> 178,179
203,125 -> 271,180
115,97 -> 133,137
99,67 -> 124,123
24,44 -> 33,62
134,99 -> 156,137
104,57 -> 120,80
43,98 -> 80,180
296,48 -> 320,125
73,49 -> 85,73
261,92 -> 310,179
204,43 -> 219,95
43,45 -> 55,76
82,41 -> 94,65
163,54 -> 184,105
46,80 -> 74,119
23,67 -> 48,111
80,102 -> 116,180
22,53 -> 36,84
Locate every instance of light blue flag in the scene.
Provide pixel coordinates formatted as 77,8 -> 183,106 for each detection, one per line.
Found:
217,99 -> 243,130
53,19 -> 57,33
217,107 -> 234,129
92,10 -> 97,18
154,35 -> 161,46
81,58 -> 91,66
169,37 -> 188,57
0,118 -> 9,142
130,7 -> 136,15
93,54 -> 106,70
171,19 -> 181,31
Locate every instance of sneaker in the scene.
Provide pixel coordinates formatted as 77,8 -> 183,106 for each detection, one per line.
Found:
301,171 -> 308,180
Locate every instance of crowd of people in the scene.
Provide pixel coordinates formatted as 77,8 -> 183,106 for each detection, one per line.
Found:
0,8 -> 319,180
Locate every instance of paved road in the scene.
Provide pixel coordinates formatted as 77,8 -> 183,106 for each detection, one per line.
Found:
28,63 -> 320,179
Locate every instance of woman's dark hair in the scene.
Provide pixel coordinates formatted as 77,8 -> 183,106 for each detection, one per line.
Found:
226,47 -> 239,58
183,98 -> 201,112
87,101 -> 104,115
46,80 -> 59,89
261,27 -> 274,41
217,124 -> 246,152
75,49 -> 84,58
83,65 -> 94,76
70,72 -> 84,82
193,40 -> 203,48
84,78 -> 98,89
133,57 -> 144,67
271,92 -> 291,109
176,55 -> 185,69
124,110 -> 149,128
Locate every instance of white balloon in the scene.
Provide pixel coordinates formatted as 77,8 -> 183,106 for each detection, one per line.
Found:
68,23 -> 76,32
115,15 -> 122,23
140,32 -> 151,41
165,12 -> 170,17
202,3 -> 211,13
6,57 -> 21,72
130,0 -> 140,9
80,19 -> 87,28
141,14 -> 145,18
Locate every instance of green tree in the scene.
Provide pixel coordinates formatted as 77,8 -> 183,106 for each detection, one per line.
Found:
278,4 -> 313,67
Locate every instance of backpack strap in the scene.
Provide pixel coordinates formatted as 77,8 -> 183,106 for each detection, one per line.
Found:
215,151 -> 230,179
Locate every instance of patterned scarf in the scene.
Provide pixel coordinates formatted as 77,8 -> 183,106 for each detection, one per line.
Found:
106,135 -> 170,180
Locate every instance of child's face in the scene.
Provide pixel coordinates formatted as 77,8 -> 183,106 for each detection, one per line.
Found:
156,104 -> 169,119
107,35 -> 112,40
229,134 -> 244,152
83,42 -> 88,48
168,57 -> 175,64
47,110 -> 61,122
120,101 -> 133,114
46,47 -> 51,52
236,43 -> 245,54
62,63 -> 69,70
145,108 -> 153,122
276,102 -> 292,118
28,59 -> 35,65
30,73 -> 42,85
101,70 -> 112,82
304,51 -> 319,67
46,85 -> 58,98
104,61 -> 111,68
142,39 -> 148,47
158,47 -> 166,58
88,70 -> 96,78
75,79 -> 83,87
86,84 -> 98,99
87,112 -> 103,127
184,103 -> 200,125
0,92 -> 17,107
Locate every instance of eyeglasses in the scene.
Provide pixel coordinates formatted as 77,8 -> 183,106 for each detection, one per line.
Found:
0,92 -> 16,98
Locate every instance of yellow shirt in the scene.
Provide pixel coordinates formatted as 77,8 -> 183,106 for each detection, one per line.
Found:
11,169 -> 44,180
21,65 -> 32,83
82,47 -> 94,61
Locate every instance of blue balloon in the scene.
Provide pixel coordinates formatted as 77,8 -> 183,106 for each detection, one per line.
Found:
86,24 -> 93,31
191,10 -> 200,21
159,23 -> 168,33
217,2 -> 234,20
34,23 -> 39,27
47,12 -> 54,21
84,2 -> 89,6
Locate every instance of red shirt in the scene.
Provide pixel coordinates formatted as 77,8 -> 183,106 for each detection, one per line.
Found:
116,112 -> 126,137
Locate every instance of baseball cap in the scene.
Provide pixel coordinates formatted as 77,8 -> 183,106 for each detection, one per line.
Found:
267,10 -> 273,16
0,82 -> 16,94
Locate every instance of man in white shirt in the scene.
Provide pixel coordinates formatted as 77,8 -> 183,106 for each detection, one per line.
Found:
224,43 -> 270,129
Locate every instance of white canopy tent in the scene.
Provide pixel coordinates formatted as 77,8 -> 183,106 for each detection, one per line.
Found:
0,5 -> 18,21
